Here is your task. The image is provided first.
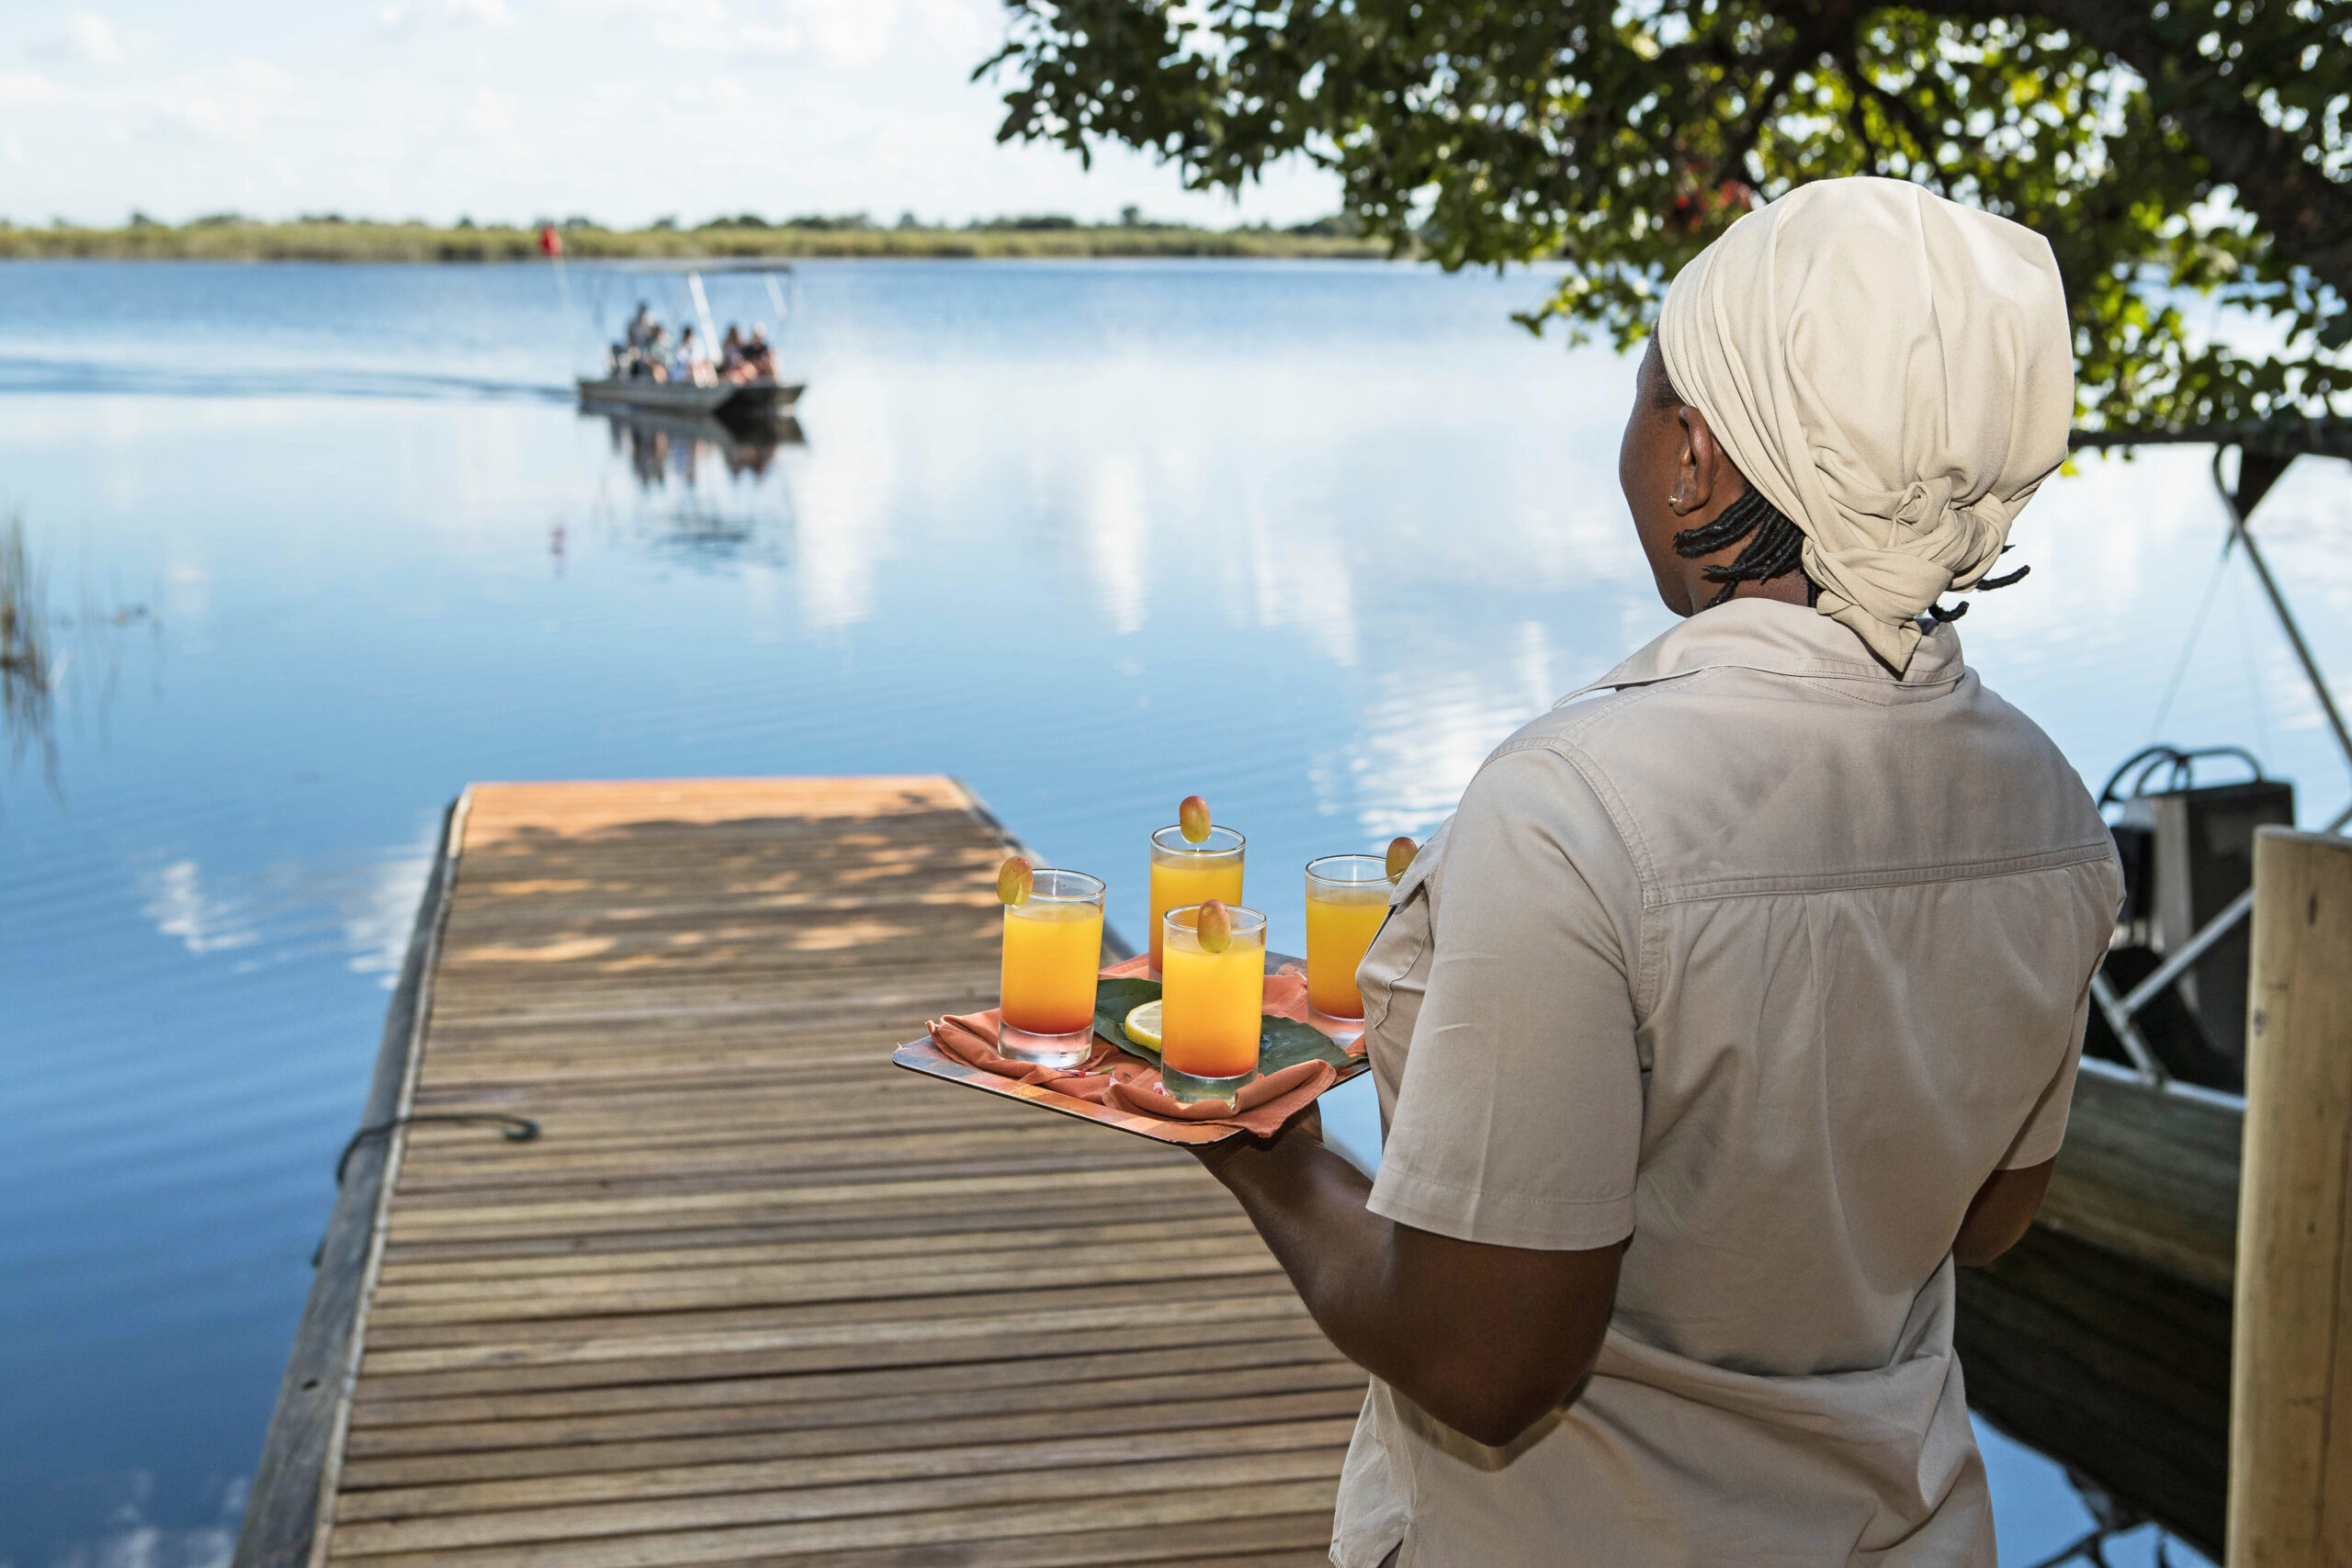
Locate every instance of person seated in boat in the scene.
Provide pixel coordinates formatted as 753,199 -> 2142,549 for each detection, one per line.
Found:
641,322 -> 673,382
718,324 -> 750,383
625,301 -> 658,355
1193,177 -> 2121,1568
741,325 -> 775,381
672,325 -> 716,388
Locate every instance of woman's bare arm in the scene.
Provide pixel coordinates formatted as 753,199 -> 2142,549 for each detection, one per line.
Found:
1196,1110 -> 1623,1448
1952,1158 -> 2053,1267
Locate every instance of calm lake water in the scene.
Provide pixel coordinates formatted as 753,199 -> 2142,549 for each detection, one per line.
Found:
7,257 -> 2346,1567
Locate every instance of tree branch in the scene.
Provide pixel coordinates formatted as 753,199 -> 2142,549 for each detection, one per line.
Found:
1716,44 -> 1811,185
1957,0 -> 2352,305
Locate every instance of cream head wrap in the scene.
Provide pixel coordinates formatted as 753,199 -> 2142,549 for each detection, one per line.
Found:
1656,177 -> 2075,672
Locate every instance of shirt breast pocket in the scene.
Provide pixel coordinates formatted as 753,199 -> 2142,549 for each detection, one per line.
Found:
1358,824 -> 1445,1046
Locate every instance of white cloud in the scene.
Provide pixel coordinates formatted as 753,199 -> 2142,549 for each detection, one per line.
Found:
41,1466 -> 239,1568
788,370 -> 892,628
1082,454 -> 1152,637
634,0 -> 983,66
27,12 -> 127,68
1247,501 -> 1358,667
339,827 -> 438,984
65,12 -> 122,65
0,72 -> 68,106
152,57 -> 303,143
47,1523 -> 232,1568
378,0 -> 514,35
0,0 -> 1338,227
141,859 -> 257,955
1347,660 -> 1535,841
131,823 -> 439,979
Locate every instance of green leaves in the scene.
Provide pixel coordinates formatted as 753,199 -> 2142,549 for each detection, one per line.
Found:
1092,976 -> 1163,1058
1087,975 -> 1356,1074
1257,1015 -> 1359,1075
984,0 -> 2352,433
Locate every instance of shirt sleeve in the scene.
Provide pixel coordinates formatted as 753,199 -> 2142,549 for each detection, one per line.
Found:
1368,743 -> 1645,1251
1998,851 -> 2118,1169
1997,980 -> 2089,1169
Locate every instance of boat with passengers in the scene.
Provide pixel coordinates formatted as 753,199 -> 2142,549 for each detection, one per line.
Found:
571,258 -> 807,424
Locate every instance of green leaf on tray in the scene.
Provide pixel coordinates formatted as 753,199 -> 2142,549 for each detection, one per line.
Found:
1091,976 -> 1357,1074
1259,1015 -> 1358,1074
1093,976 -> 1162,1061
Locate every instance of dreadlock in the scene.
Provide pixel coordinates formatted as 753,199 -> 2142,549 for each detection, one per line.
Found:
1671,487 -> 1819,608
1926,557 -> 2031,622
1671,489 -> 2031,618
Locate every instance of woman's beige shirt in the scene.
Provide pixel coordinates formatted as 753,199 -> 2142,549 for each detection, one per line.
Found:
1334,599 -> 2122,1568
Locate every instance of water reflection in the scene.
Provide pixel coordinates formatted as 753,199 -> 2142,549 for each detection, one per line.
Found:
598,405 -> 806,490
0,513 -> 161,804
1,513 -> 55,783
37,1468 -> 241,1568
130,831 -> 435,984
590,405 -> 807,570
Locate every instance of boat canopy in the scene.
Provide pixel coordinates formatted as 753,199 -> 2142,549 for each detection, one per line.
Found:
565,257 -> 800,382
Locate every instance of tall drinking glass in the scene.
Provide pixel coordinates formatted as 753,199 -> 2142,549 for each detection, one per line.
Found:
1159,904 -> 1267,1104
1148,824 -> 1245,973
999,869 -> 1105,1069
1305,854 -> 1390,1023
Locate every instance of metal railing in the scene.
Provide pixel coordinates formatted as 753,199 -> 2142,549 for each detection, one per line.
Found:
2091,455 -> 2352,1091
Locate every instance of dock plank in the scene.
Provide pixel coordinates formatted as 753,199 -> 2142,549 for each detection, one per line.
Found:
241,777 -> 1356,1567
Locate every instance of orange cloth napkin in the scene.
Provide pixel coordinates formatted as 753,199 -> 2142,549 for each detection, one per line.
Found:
923,954 -> 1348,1138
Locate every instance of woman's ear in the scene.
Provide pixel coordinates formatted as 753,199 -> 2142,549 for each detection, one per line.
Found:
1671,404 -> 1729,518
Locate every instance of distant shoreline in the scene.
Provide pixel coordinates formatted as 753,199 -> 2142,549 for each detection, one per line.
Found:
0,218 -> 1397,264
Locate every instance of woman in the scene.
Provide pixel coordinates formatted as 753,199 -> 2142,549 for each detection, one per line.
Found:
1199,177 -> 2123,1565
672,325 -> 713,388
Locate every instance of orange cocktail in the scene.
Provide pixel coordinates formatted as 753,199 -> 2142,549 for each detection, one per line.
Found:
1305,854 -> 1390,1021
1159,902 -> 1267,1102
999,869 -> 1104,1068
1148,824 -> 1244,972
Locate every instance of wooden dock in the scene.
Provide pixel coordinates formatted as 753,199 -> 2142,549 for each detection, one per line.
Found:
236,777 -> 1362,1568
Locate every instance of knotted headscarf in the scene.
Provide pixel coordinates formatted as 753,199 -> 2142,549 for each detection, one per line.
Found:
1657,177 -> 2075,672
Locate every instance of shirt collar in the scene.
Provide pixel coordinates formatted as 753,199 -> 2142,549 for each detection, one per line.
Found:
1561,598 -> 1966,705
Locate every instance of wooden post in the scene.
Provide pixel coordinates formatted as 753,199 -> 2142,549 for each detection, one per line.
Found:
2231,827 -> 2352,1564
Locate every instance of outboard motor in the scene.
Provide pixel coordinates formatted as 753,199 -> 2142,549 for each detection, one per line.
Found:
2095,746 -> 2294,1089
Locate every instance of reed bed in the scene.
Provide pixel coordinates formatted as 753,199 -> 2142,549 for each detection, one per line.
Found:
0,220 -> 1393,264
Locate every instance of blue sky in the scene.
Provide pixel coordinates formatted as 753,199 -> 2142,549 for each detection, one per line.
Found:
0,1 -> 1344,228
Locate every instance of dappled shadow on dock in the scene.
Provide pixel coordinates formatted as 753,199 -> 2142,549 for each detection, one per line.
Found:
443,781 -> 1004,987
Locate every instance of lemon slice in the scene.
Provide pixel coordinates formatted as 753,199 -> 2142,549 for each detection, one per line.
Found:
1122,999 -> 1164,1050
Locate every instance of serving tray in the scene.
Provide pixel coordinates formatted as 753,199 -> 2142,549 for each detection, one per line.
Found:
893,952 -> 1369,1146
